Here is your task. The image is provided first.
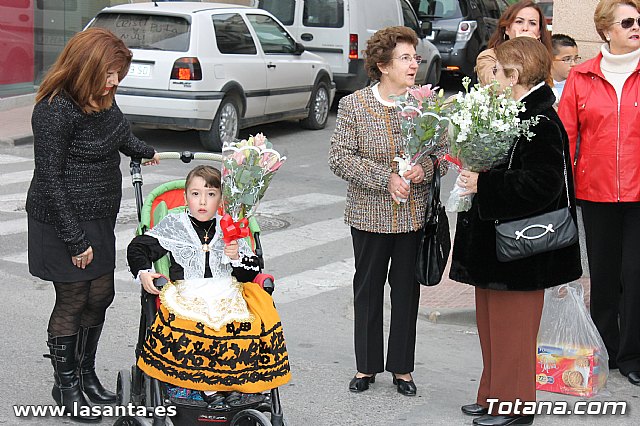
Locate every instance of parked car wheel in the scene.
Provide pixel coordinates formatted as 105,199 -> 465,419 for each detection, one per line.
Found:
300,81 -> 330,130
199,95 -> 241,151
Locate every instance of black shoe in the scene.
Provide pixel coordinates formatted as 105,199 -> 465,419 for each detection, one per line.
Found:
626,371 -> 640,386
462,403 -> 489,416
473,414 -> 534,426
348,374 -> 375,392
392,375 -> 417,396
200,391 -> 227,406
225,392 -> 265,407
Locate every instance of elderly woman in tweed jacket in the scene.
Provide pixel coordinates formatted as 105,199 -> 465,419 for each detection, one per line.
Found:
328,26 -> 447,397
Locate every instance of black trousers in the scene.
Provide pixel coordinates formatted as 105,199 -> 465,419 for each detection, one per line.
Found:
351,227 -> 421,374
581,201 -> 640,374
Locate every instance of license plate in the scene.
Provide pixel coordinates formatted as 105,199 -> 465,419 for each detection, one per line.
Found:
128,63 -> 151,77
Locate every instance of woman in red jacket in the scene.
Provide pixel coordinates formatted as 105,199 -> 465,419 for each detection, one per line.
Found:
558,0 -> 640,387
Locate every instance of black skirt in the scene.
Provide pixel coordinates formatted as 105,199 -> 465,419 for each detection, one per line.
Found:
28,216 -> 117,283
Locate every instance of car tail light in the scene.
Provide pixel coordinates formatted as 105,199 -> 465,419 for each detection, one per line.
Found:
456,21 -> 478,42
349,34 -> 358,59
171,57 -> 202,80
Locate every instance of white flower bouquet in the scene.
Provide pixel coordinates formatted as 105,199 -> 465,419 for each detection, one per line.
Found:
445,77 -> 537,212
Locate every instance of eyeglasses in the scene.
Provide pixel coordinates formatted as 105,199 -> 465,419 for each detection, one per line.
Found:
613,17 -> 640,29
554,56 -> 582,64
393,54 -> 423,64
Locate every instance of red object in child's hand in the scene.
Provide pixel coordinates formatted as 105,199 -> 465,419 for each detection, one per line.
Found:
220,214 -> 250,243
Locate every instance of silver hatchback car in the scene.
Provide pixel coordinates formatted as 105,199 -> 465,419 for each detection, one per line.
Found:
88,1 -> 336,151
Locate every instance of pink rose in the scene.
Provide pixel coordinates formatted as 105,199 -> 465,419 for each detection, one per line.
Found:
400,109 -> 419,119
253,132 -> 267,148
232,151 -> 245,166
408,84 -> 435,104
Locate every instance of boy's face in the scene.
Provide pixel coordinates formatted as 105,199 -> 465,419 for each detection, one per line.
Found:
552,45 -> 580,82
184,176 -> 221,221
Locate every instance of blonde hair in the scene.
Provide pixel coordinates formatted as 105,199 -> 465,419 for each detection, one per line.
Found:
594,0 -> 640,42
36,28 -> 132,113
495,37 -> 551,88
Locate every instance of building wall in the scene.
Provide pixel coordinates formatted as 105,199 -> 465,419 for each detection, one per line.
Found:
554,0 -> 603,60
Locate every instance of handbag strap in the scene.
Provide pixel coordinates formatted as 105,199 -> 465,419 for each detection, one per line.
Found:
425,155 -> 441,224
506,125 -> 571,209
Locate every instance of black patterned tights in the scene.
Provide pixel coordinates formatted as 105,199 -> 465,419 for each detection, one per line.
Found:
48,273 -> 115,337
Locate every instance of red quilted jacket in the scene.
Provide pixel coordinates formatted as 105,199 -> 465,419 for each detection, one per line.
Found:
558,53 -> 640,202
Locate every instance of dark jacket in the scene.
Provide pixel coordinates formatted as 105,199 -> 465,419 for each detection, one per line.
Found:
26,92 -> 156,255
449,84 -> 582,291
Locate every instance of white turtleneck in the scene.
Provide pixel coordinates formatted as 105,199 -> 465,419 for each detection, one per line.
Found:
600,44 -> 640,105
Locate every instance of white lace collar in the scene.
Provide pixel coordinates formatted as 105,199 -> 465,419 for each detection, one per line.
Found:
146,211 -> 252,280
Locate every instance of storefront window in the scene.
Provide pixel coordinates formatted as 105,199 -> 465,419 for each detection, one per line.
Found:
0,0 -> 125,98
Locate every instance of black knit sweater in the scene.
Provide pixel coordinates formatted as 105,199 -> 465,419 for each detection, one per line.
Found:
26,92 -> 156,255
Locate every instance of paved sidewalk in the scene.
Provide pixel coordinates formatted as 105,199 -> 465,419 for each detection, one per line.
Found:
418,254 -> 592,326
0,104 -> 34,146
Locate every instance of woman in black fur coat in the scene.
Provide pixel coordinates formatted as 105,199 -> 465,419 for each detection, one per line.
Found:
450,38 -> 582,426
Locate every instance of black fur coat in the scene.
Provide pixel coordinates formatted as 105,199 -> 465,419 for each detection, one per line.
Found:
449,84 -> 582,291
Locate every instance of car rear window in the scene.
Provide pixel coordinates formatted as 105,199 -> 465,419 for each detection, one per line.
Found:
417,0 -> 465,20
303,0 -> 344,28
91,13 -> 190,52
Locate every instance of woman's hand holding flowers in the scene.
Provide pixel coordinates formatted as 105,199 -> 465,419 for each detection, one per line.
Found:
457,170 -> 479,195
405,163 -> 426,184
388,173 -> 410,204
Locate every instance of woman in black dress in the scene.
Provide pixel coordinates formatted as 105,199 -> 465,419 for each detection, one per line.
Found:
26,28 -> 159,422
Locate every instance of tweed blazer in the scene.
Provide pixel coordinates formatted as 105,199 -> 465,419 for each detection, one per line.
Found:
329,86 -> 447,234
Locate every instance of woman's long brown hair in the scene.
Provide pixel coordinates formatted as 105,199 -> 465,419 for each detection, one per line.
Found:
36,28 -> 132,113
488,0 -> 552,55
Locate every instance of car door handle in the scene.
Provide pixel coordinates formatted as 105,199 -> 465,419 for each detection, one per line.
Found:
300,33 -> 313,42
267,63 -> 276,69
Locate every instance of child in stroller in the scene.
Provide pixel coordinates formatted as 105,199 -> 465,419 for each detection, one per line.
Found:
126,164 -> 290,423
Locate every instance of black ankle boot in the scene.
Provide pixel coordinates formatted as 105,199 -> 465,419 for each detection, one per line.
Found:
78,324 -> 116,404
44,333 -> 101,423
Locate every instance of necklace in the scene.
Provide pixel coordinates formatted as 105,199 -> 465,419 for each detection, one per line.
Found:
189,217 -> 215,252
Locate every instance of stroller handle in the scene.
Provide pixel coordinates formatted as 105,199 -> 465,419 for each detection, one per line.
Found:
141,151 -> 223,164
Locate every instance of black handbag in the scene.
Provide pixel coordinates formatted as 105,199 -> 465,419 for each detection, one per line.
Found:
415,156 -> 451,286
494,139 -> 578,262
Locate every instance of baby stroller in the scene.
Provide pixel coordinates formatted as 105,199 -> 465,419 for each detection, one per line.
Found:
114,152 -> 285,426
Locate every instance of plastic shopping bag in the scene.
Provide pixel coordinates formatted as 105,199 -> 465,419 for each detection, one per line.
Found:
535,282 -> 609,397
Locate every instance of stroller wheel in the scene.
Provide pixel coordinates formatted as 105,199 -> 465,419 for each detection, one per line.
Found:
117,369 -> 133,406
230,408 -> 272,426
